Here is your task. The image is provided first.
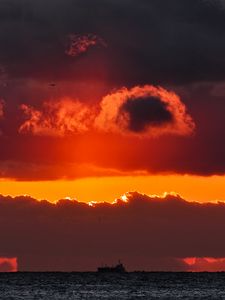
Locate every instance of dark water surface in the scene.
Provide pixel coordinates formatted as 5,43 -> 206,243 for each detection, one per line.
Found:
0,272 -> 225,299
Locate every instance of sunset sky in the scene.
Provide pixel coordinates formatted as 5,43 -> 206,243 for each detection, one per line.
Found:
0,0 -> 225,272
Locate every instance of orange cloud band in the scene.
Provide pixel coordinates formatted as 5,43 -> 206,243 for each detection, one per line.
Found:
19,85 -> 195,138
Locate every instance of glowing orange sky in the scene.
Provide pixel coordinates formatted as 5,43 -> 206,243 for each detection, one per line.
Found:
1,175 -> 224,203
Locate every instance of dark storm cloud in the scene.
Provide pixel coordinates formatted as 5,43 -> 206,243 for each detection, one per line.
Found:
1,192 -> 225,271
0,0 -> 225,84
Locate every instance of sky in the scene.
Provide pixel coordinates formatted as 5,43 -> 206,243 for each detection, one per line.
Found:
0,0 -> 225,271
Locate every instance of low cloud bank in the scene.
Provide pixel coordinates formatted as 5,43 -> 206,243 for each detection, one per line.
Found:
0,192 -> 225,271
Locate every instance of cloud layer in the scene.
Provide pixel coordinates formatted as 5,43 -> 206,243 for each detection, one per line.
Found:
19,86 -> 195,138
1,192 -> 225,271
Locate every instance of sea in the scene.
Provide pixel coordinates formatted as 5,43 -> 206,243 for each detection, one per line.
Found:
0,272 -> 225,299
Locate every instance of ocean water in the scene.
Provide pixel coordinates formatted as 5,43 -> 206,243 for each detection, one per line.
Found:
0,272 -> 225,299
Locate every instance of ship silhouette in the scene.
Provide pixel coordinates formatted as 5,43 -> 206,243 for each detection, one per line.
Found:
97,261 -> 126,273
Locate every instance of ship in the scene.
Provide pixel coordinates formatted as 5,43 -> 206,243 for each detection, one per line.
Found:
97,261 -> 126,273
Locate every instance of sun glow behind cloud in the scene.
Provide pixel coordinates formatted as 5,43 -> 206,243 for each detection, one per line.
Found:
0,175 -> 224,203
